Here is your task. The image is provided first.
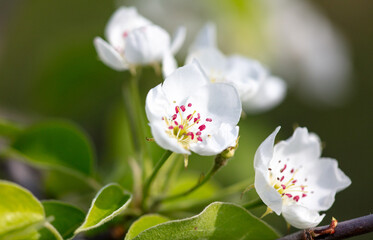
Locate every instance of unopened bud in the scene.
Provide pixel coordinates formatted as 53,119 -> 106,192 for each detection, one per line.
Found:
221,136 -> 240,159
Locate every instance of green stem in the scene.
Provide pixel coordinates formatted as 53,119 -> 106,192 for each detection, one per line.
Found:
129,72 -> 152,180
142,150 -> 173,210
159,179 -> 252,213
159,154 -> 229,203
241,198 -> 264,210
122,71 -> 151,180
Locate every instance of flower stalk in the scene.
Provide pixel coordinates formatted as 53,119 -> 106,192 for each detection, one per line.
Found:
142,150 -> 173,211
157,152 -> 231,203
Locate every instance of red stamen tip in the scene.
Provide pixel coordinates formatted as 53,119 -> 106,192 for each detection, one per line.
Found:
198,124 -> 206,131
188,103 -> 192,107
180,105 -> 186,112
206,118 -> 212,122
280,164 -> 287,173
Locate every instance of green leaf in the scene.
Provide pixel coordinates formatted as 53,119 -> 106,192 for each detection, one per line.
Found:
125,214 -> 169,240
75,183 -> 132,234
11,121 -> 95,177
38,223 -> 63,240
42,201 -> 85,239
133,202 -> 279,240
0,180 -> 45,238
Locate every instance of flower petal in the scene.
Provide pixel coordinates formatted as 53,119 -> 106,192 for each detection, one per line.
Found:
105,6 -> 151,50
189,22 -> 217,51
254,127 -> 282,215
242,76 -> 287,113
190,125 -> 239,156
187,83 -> 241,127
125,25 -> 171,64
225,55 -> 267,98
161,61 -> 209,104
170,26 -> 186,54
162,50 -> 177,78
274,127 -> 321,166
254,126 -> 281,169
149,121 -> 190,155
186,48 -> 227,82
282,203 -> 325,229
93,37 -> 128,71
299,158 -> 351,211
145,84 -> 172,123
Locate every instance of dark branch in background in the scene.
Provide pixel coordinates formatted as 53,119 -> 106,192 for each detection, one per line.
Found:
278,214 -> 373,240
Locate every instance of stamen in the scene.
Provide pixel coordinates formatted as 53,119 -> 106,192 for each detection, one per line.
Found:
188,103 -> 192,107
199,125 -> 206,131
293,196 -> 300,202
280,176 -> 284,182
206,118 -> 212,122
280,164 -> 287,173
180,105 -> 186,112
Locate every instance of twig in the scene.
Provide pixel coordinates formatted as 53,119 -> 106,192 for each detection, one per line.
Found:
277,214 -> 373,240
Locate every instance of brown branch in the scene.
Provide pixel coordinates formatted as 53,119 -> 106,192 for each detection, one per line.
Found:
277,214 -> 373,240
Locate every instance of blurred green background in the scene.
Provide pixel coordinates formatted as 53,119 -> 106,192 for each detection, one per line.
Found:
0,0 -> 372,239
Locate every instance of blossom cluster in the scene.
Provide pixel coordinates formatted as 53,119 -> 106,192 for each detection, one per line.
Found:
94,7 -> 351,229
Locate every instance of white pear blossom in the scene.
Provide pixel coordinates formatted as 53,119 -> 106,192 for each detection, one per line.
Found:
94,6 -> 186,76
145,61 -> 241,160
186,23 -> 286,114
254,127 -> 351,229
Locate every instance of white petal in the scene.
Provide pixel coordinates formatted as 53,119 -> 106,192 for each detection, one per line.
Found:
149,121 -> 190,155
274,127 -> 321,166
161,61 -> 209,104
187,83 -> 241,127
190,22 -> 217,51
299,158 -> 351,211
254,127 -> 282,215
242,76 -> 287,113
255,169 -> 283,215
282,204 -> 325,229
162,50 -> 177,78
190,125 -> 239,156
254,126 -> 281,169
186,48 -> 227,82
125,25 -> 171,64
170,26 -> 186,54
93,37 -> 128,71
145,84 -> 171,123
105,6 -> 152,50
225,55 -> 268,98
